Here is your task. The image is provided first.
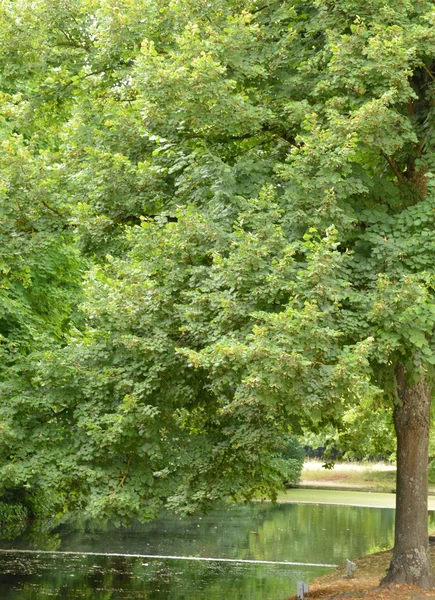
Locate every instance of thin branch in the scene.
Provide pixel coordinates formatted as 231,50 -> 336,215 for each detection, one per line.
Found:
185,124 -> 297,146
40,199 -> 64,218
54,40 -> 91,50
251,0 -> 281,14
118,454 -> 133,487
422,64 -> 435,82
380,150 -> 407,184
417,135 -> 427,156
58,28 -> 77,44
36,67 -> 111,100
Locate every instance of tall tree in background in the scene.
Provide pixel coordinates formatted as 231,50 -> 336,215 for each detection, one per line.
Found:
1,0 -> 435,588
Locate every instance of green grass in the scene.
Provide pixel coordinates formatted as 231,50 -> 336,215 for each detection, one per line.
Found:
276,488 -> 435,510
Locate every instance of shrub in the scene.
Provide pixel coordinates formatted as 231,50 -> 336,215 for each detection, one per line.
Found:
0,501 -> 28,525
277,435 -> 305,487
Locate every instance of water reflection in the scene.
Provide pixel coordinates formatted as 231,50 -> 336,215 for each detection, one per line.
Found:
0,552 -> 327,599
0,501 -> 432,599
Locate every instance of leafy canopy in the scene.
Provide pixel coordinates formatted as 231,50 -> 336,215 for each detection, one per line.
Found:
1,0 -> 435,519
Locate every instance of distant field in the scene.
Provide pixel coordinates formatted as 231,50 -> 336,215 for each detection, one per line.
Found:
300,459 -> 435,495
301,460 -> 397,492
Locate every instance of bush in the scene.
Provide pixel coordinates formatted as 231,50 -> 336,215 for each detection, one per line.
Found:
428,461 -> 435,484
0,501 -> 28,526
277,435 -> 305,487
0,508 -> 28,540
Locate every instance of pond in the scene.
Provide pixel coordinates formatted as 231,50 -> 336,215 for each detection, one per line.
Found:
1,497 -> 434,599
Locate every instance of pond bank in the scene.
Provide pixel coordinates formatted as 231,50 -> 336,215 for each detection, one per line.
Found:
283,547 -> 435,600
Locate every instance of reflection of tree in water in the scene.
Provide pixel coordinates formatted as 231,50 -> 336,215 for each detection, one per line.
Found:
0,517 -> 108,552
0,521 -> 27,543
428,512 -> 435,534
15,503 -> 270,560
2,504 -> 433,599
249,505 -> 435,563
0,554 -> 148,599
127,503 -> 397,566
246,504 -> 396,563
0,553 -> 324,600
0,503 -> 401,564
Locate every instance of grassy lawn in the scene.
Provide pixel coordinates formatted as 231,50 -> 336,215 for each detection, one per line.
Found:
276,488 -> 399,508
300,459 -> 435,492
276,488 -> 435,510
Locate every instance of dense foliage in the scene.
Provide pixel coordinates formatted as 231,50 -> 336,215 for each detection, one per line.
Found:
1,4 -> 435,585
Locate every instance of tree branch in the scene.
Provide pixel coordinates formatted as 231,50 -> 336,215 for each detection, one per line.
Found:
380,150 -> 407,185
251,0 -> 281,14
118,454 -> 133,487
422,64 -> 435,82
40,200 -> 64,218
184,124 -> 298,146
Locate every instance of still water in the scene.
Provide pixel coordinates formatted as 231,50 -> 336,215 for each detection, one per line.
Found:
0,500 -> 432,600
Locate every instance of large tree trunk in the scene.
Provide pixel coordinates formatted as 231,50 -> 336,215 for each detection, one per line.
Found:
382,363 -> 434,588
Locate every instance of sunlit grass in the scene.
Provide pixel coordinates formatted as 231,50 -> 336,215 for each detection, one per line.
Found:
301,460 -> 396,490
299,459 -> 435,494
304,459 -> 396,472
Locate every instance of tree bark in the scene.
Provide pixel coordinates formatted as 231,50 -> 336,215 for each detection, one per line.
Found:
382,363 -> 434,588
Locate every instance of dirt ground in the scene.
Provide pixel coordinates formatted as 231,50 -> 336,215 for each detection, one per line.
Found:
283,548 -> 435,600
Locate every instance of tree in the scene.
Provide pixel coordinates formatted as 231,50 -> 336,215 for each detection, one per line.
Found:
1,0 -> 435,588
0,201 -> 304,522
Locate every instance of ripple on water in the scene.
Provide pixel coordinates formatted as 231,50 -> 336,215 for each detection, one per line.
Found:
0,500 -> 421,599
